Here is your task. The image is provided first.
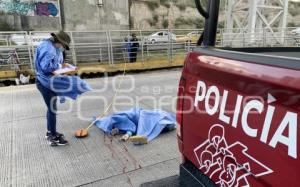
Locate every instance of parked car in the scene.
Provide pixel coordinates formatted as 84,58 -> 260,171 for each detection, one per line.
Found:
145,31 -> 176,44
291,28 -> 300,45
29,33 -> 51,46
10,34 -> 27,45
10,33 -> 51,46
291,27 -> 300,35
176,31 -> 201,44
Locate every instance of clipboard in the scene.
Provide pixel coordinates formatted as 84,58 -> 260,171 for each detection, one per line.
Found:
54,64 -> 77,75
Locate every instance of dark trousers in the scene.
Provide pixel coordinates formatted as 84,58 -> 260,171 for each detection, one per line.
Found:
36,79 -> 57,136
130,49 -> 138,63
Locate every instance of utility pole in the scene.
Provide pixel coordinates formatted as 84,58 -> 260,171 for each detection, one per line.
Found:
168,0 -> 175,29
58,0 -> 65,30
128,0 -> 132,29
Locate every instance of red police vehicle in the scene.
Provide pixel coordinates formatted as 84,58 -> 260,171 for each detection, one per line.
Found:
177,0 -> 300,186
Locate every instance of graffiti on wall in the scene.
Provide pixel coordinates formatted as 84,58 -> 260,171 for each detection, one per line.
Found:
0,0 -> 35,15
35,2 -> 58,16
0,0 -> 59,17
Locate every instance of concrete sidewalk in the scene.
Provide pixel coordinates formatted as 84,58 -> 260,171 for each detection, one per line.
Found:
0,69 -> 181,187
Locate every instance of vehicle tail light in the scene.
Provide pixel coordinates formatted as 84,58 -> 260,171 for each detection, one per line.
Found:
176,77 -> 186,139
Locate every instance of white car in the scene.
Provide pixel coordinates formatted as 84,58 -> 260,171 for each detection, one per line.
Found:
291,28 -> 300,35
29,33 -> 52,46
10,33 -> 51,46
145,31 -> 176,44
10,34 -> 28,45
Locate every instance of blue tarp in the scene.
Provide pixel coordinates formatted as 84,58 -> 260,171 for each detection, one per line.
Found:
38,75 -> 92,100
95,108 -> 176,142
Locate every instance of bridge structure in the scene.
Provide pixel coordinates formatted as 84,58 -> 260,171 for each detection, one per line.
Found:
224,0 -> 290,46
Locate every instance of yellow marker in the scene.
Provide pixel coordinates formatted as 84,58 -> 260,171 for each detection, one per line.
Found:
129,136 -> 148,145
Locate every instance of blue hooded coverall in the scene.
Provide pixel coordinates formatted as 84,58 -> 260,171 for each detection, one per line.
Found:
35,39 -> 91,136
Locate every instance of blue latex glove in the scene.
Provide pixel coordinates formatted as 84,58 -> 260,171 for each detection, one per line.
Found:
59,96 -> 66,104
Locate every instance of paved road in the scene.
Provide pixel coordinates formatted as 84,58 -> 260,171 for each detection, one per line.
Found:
0,69 -> 182,187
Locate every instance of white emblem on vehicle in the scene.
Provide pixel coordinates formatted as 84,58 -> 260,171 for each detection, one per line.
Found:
194,124 -> 273,187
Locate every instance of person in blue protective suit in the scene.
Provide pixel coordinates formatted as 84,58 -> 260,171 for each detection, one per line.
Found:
129,33 -> 139,63
35,31 -> 92,146
123,36 -> 131,62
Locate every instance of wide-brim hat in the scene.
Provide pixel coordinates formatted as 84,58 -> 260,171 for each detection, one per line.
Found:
51,31 -> 71,50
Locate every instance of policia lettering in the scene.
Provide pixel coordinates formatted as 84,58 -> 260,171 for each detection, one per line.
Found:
194,81 -> 297,159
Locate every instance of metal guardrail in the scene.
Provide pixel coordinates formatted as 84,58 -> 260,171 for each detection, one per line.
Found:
0,28 -> 299,74
0,31 -> 32,72
0,29 -> 200,72
221,27 -> 300,47
0,45 -> 32,71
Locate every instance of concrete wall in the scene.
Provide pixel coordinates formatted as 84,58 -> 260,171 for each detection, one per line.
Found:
20,16 -> 60,31
0,12 -> 60,31
0,0 -> 61,31
0,0 -> 130,31
0,14 -> 19,30
130,1 -> 200,30
62,0 -> 129,31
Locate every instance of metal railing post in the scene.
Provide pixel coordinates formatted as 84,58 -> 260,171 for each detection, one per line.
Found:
242,30 -> 245,47
28,31 -> 36,69
171,29 -> 174,63
284,27 -> 287,47
69,32 -> 77,66
28,44 -> 33,71
187,33 -> 191,52
146,39 -> 149,60
168,29 -> 172,64
99,48 -> 103,63
108,30 -> 114,65
263,28 -> 266,47
139,30 -> 144,63
105,30 -> 111,65
168,30 -> 170,63
220,29 -> 224,47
